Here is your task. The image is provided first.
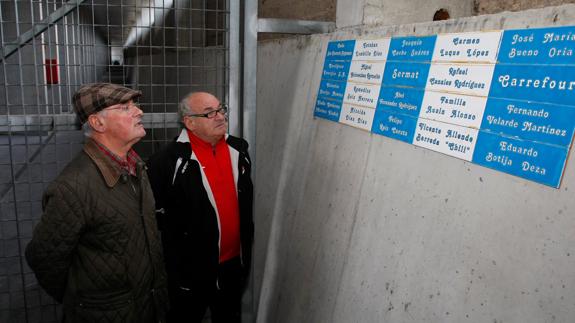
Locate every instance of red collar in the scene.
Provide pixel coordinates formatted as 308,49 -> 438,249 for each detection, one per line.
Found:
186,130 -> 226,150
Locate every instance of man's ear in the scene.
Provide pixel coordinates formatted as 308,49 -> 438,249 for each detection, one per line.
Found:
183,116 -> 195,131
88,113 -> 106,133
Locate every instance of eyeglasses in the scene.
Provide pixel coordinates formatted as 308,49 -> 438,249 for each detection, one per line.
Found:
186,104 -> 228,119
104,102 -> 140,113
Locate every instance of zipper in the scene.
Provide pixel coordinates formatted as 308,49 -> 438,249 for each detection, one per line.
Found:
129,166 -> 160,318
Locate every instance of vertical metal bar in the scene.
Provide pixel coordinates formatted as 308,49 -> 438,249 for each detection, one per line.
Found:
53,2 -> 63,114
243,0 -> 258,322
163,0 -> 168,135
38,1 -> 49,114
228,0 -> 240,136
134,0 -> 140,97
244,1 -> 257,162
29,0 -> 42,118
169,0 -> 180,149
91,0 -> 97,82
105,0 -> 111,82
121,0 -> 126,85
81,3 -> 87,85
146,0 -> 153,119
71,5 -> 79,90
45,3 -> 55,119
202,0 -> 207,93
63,3 -> 73,114
221,0 -> 227,103
10,0 -> 31,320
217,0 -> 221,100
190,1 -> 195,88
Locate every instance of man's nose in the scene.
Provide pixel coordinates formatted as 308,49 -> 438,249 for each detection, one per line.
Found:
215,109 -> 226,120
134,105 -> 143,117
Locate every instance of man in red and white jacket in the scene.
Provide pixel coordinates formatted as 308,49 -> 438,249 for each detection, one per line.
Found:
147,92 -> 254,323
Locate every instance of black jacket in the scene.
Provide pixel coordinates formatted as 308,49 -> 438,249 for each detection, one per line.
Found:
147,130 -> 254,294
26,138 -> 169,323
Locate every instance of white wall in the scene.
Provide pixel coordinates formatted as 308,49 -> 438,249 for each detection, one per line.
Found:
255,4 -> 575,323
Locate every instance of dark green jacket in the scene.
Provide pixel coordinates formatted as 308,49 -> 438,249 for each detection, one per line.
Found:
25,138 -> 168,323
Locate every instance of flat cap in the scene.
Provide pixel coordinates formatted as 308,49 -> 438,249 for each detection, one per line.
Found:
72,83 -> 142,124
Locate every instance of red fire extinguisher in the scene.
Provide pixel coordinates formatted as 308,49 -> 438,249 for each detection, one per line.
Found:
45,59 -> 58,84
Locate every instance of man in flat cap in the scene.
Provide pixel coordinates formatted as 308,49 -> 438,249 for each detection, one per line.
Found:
26,83 -> 169,323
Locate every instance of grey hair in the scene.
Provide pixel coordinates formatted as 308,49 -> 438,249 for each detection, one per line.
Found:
178,93 -> 194,123
82,109 -> 108,137
82,121 -> 93,137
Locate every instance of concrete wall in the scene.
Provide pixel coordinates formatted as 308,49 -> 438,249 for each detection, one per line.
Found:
336,0 -> 575,28
254,4 -> 575,323
259,0 -> 336,21
476,0 -> 575,15
337,0 -> 475,28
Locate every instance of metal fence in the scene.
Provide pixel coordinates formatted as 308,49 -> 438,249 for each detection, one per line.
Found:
0,0 -> 230,321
